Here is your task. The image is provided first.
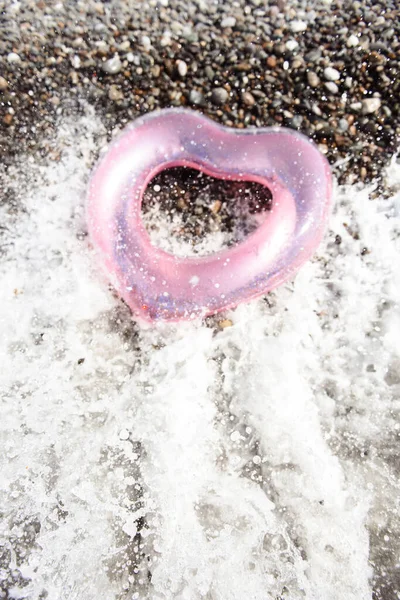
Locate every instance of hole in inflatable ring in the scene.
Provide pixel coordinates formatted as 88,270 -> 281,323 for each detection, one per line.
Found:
141,166 -> 273,258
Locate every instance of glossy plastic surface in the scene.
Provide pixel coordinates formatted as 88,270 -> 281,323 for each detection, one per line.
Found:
87,108 -> 332,322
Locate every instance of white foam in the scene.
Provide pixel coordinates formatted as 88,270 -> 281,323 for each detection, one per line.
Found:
1,106 -> 399,599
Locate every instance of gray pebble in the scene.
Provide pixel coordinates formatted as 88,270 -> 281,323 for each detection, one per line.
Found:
324,67 -> 340,81
205,66 -> 215,80
241,91 -> 255,106
189,89 -> 204,105
305,48 -> 322,62
211,87 -> 229,105
361,98 -> 381,114
338,118 -> 349,132
102,55 -> 122,74
221,16 -> 236,28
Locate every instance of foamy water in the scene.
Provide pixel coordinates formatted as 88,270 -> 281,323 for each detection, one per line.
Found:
1,106 -> 399,600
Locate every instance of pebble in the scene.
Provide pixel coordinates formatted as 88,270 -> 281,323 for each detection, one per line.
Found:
286,39 -> 299,52
324,67 -> 340,81
325,81 -> 339,94
70,55 -> 81,69
290,20 -> 307,33
141,35 -> 151,51
307,71 -> 320,88
241,91 -> 255,106
176,59 -> 188,77
108,85 -> 124,101
266,56 -> 277,68
305,48 -> 322,62
221,16 -> 236,28
102,55 -> 122,75
218,319 -> 233,329
347,34 -> 359,47
0,76 -> 8,91
189,89 -> 204,105
211,87 -> 229,105
7,52 -> 21,64
361,98 -> 381,114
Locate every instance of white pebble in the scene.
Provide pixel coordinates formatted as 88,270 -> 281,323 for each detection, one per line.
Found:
290,20 -> 307,33
286,39 -> 299,51
347,34 -> 359,48
176,59 -> 188,77
221,16 -> 236,28
361,98 -> 381,114
102,55 -> 122,74
70,55 -> 81,69
7,52 -> 21,64
324,66 -> 340,81
141,35 -> 151,51
324,81 -> 339,94
119,429 -> 130,440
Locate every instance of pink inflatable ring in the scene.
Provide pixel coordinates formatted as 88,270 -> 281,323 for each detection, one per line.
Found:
87,108 -> 332,322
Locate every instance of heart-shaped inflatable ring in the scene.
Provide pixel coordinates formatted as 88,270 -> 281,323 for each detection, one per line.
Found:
87,108 -> 332,322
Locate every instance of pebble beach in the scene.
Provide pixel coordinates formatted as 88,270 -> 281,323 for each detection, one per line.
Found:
1,1 -> 400,599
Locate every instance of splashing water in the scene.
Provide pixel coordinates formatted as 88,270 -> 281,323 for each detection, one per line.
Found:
1,105 -> 399,600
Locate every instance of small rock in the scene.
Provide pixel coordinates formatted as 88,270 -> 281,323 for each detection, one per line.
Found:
189,89 -> 204,105
176,59 -> 188,77
347,34 -> 359,48
266,56 -> 277,68
0,76 -> 8,91
141,35 -> 151,51
345,76 -> 353,88
108,85 -> 124,101
221,16 -> 236,28
205,65 -> 215,80
3,113 -> 13,125
338,118 -> 349,132
241,91 -> 255,106
324,81 -> 339,94
286,39 -> 298,52
118,40 -> 131,52
324,66 -> 340,81
219,319 -> 233,329
305,48 -> 322,62
290,20 -> 307,33
70,55 -> 81,69
350,102 -> 362,111
361,98 -> 381,114
307,71 -> 320,87
7,52 -> 21,64
211,87 -> 229,105
102,55 -> 122,74
211,200 -> 222,213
